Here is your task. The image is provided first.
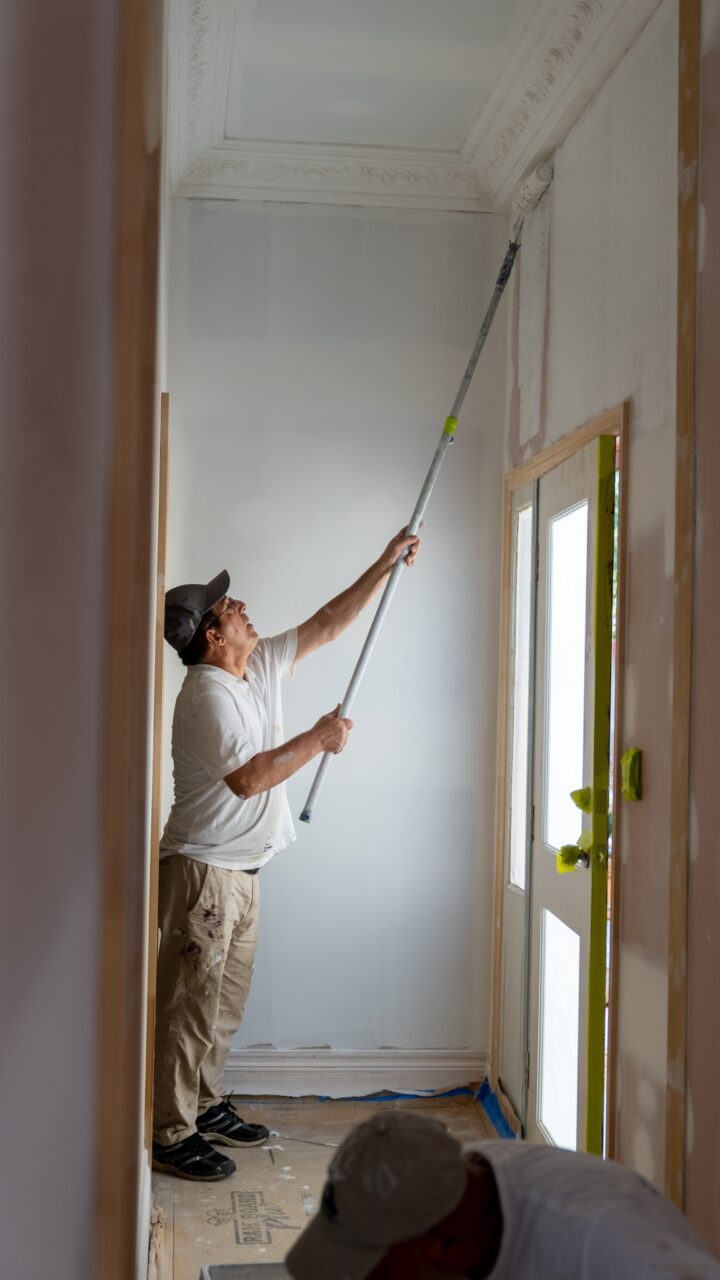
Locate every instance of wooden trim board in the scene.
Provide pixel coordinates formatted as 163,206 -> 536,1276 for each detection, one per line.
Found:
504,406 -> 627,491
94,2 -> 162,1277
223,1049 -> 489,1099
144,390 -> 170,1150
665,0 -> 700,1209
490,403 -> 629,1152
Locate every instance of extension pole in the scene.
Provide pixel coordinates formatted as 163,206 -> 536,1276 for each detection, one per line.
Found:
299,166 -> 553,823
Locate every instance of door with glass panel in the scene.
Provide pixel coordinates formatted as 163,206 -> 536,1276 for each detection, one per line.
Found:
526,437 -> 614,1153
496,434 -> 615,1154
496,481 -> 537,1123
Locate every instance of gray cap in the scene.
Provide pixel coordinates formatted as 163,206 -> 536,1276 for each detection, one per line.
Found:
285,1111 -> 467,1280
163,569 -> 230,652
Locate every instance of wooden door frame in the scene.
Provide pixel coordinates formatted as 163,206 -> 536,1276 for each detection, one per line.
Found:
144,391 -> 170,1149
94,2 -> 163,1277
490,401 -> 630,1158
665,0 -> 699,1208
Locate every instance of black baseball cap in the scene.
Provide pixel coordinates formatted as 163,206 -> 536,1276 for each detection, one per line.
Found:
164,569 -> 230,652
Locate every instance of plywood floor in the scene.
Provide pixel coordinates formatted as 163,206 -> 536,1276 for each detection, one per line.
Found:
151,1095 -> 497,1280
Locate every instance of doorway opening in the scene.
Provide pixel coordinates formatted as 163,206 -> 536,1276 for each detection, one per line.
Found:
491,404 -> 629,1158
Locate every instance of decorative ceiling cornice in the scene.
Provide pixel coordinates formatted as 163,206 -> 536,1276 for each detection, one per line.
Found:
168,0 -> 664,211
463,0 -> 664,207
175,142 -> 492,210
185,0 -> 214,153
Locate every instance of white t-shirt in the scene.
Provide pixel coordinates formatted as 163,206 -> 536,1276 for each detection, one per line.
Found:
472,1141 -> 719,1279
160,629 -> 298,871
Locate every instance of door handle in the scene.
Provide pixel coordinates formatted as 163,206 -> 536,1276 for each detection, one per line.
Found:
555,785 -> 595,873
556,800 -> 593,873
557,843 -> 590,873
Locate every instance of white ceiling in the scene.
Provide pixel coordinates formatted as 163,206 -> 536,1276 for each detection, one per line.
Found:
168,0 -> 663,210
222,0 -> 539,151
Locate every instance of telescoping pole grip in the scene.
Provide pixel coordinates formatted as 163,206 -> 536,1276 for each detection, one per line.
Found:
298,165 -> 553,824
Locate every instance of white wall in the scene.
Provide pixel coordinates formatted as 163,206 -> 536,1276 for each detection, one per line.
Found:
507,0 -> 677,1185
165,199 -> 508,1062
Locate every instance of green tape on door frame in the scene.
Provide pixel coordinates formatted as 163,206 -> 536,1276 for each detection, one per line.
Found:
586,436 -> 616,1155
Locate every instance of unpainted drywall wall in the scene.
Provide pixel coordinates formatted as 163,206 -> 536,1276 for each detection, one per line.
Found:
165,199 -> 508,1059
0,3 -> 118,1276
505,0 -> 677,1187
686,0 -> 720,1254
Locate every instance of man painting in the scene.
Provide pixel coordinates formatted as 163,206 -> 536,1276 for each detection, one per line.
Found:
152,529 -> 420,1180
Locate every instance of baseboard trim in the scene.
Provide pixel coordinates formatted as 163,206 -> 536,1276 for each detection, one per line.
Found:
223,1048 -> 489,1099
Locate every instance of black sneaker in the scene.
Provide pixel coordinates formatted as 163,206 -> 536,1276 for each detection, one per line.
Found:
152,1131 -> 236,1181
197,1098 -> 270,1148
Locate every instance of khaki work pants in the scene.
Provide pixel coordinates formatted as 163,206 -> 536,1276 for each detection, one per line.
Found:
153,853 -> 261,1146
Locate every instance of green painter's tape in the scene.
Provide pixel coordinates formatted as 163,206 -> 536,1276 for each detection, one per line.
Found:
443,416 -> 458,436
621,747 -> 643,801
557,845 -> 581,874
557,829 -> 594,875
571,787 -> 593,814
586,435 -> 616,1157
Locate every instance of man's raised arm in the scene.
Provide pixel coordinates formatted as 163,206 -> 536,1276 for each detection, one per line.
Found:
295,528 -> 421,663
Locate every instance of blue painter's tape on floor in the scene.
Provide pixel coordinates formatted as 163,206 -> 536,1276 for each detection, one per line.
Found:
474,1079 -> 517,1140
316,1084 -> 475,1104
308,1080 -> 517,1140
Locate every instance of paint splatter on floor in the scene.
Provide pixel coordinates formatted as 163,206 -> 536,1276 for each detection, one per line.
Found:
151,1094 -> 497,1280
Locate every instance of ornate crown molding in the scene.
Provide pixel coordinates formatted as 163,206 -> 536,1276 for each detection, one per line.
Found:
168,0 -> 493,209
175,141 -> 492,210
464,0 -> 664,207
168,0 -> 663,210
167,0 -> 233,185
185,0 -> 214,153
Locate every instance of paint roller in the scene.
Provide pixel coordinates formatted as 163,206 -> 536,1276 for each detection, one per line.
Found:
299,163 -> 554,824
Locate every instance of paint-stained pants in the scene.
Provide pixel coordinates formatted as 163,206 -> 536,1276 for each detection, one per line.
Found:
152,854 -> 261,1146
